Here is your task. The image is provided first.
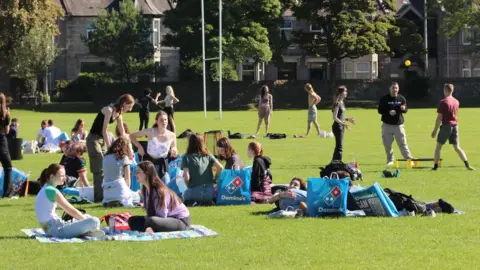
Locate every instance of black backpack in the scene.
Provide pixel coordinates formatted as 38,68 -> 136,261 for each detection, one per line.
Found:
227,130 -> 243,139
266,133 -> 286,139
384,188 -> 426,213
320,160 -> 362,181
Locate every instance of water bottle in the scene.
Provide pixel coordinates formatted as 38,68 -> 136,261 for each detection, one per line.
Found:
109,216 -> 116,234
176,173 -> 188,193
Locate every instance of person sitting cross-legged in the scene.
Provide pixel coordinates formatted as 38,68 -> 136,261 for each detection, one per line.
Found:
59,142 -> 90,188
128,161 -> 191,233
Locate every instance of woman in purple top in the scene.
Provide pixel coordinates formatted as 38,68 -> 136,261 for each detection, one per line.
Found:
128,161 -> 190,232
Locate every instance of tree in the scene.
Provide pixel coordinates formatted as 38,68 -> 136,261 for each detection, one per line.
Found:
292,0 -> 398,80
0,0 -> 63,94
84,0 -> 154,83
162,0 -> 283,80
434,0 -> 480,45
389,18 -> 426,69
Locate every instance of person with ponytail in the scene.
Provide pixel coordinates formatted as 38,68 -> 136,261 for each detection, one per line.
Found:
247,142 -> 272,203
87,94 -> 134,202
305,83 -> 321,136
128,161 -> 190,232
35,164 -> 104,238
331,85 -> 356,161
0,93 -> 13,198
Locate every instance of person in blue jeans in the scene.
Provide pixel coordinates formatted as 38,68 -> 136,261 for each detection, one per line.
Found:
181,133 -> 223,206
34,163 -> 104,238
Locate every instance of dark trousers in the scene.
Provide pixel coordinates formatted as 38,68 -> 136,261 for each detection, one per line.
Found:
332,123 -> 344,161
0,135 -> 13,197
139,110 -> 150,130
164,106 -> 174,119
128,215 -> 191,232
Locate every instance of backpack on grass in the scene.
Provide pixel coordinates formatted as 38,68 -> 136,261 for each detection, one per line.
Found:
320,160 -> 362,181
100,212 -> 133,232
383,188 -> 426,213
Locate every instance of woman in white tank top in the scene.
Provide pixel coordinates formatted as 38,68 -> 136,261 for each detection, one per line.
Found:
130,111 -> 177,183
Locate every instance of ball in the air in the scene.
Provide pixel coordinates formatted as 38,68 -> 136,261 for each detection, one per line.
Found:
404,60 -> 411,67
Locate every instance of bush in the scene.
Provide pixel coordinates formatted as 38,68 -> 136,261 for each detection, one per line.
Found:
39,92 -> 51,104
59,73 -> 112,102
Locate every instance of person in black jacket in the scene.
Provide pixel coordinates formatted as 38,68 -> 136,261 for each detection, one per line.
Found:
136,88 -> 160,131
377,82 -> 414,166
247,142 -> 272,203
0,93 -> 13,198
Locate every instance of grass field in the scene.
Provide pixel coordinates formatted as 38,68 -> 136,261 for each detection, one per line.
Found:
1,108 -> 479,269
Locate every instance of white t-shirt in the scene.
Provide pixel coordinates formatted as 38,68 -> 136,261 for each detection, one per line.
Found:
36,128 -> 44,141
35,184 -> 61,223
164,95 -> 174,107
43,126 -> 62,145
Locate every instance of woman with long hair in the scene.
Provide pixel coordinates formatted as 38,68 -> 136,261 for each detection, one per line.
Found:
128,161 -> 190,232
255,85 -> 273,135
35,163 -> 103,238
182,133 -> 223,205
86,94 -> 134,202
36,120 -> 48,146
161,86 -> 179,119
305,83 -> 321,136
71,119 -> 88,144
247,142 -> 272,203
0,93 -> 13,198
216,137 -> 244,170
331,86 -> 356,161
130,111 -> 177,182
102,137 -> 135,207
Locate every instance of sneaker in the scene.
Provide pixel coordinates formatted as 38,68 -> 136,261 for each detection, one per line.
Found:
438,199 -> 455,214
432,167 -> 438,171
267,210 -> 297,218
410,161 -> 415,168
467,166 -> 476,171
85,230 -> 106,237
386,161 -> 394,166
423,208 -> 436,217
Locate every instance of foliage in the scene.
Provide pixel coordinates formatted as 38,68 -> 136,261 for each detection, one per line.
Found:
292,0 -> 398,79
210,60 -> 239,81
389,18 -> 426,70
0,0 -> 63,77
39,92 -> 51,104
10,76 -> 37,97
83,0 -> 155,83
162,0 -> 283,80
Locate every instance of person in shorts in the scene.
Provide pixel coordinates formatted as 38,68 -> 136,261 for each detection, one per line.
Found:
431,83 -> 474,171
305,83 -> 321,136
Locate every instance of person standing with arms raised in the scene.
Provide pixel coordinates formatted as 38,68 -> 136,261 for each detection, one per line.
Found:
0,93 -> 13,198
136,88 -> 160,131
377,82 -> 414,166
331,86 -> 356,161
86,94 -> 135,202
431,84 -> 475,171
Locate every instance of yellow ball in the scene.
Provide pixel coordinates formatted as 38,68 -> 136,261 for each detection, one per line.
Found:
404,60 -> 411,67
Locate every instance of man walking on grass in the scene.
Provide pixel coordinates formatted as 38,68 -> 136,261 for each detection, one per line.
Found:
431,83 -> 474,171
378,82 -> 414,166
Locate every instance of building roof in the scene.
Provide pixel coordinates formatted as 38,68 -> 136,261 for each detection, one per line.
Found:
60,0 -> 172,16
395,0 -> 425,18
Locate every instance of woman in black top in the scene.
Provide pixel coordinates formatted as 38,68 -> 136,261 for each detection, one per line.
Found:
331,86 -> 356,161
0,93 -> 13,198
136,88 -> 160,131
86,94 -> 135,202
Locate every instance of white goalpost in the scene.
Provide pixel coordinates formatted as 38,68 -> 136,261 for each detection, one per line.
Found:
201,0 -> 223,119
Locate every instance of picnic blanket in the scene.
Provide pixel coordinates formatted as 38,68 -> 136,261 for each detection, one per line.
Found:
21,225 -> 218,243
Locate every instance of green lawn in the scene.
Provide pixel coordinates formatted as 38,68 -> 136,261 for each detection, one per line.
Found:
1,108 -> 479,269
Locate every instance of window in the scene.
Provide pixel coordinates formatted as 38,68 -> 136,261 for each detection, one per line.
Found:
462,59 -> 471,77
280,20 -> 293,30
344,62 -> 353,79
462,26 -> 472,45
309,24 -> 323,33
87,23 -> 95,39
153,20 -> 160,48
356,62 -> 370,79
242,63 -> 255,81
473,68 -> 480,77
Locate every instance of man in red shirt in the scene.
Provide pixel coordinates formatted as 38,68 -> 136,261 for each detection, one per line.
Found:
431,84 -> 474,171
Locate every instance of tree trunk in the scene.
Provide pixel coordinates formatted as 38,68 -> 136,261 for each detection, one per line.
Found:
328,60 -> 337,93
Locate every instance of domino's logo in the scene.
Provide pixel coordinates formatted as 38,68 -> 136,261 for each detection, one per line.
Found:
225,177 -> 243,194
323,186 -> 342,206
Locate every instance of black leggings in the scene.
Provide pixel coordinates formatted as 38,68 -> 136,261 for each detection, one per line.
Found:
128,215 -> 191,232
0,135 -> 12,197
332,123 -> 344,161
139,110 -> 150,130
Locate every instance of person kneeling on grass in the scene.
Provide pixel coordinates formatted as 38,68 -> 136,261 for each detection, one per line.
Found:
248,142 -> 273,203
267,178 -> 307,212
35,163 -> 104,238
128,161 -> 191,233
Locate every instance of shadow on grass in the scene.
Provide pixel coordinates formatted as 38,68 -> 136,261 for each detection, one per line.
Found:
0,236 -> 32,240
250,210 -> 276,216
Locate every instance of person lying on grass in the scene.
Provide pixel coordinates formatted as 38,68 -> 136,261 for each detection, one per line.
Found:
128,161 -> 191,233
248,142 -> 272,204
267,177 -> 307,211
35,163 -> 104,238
